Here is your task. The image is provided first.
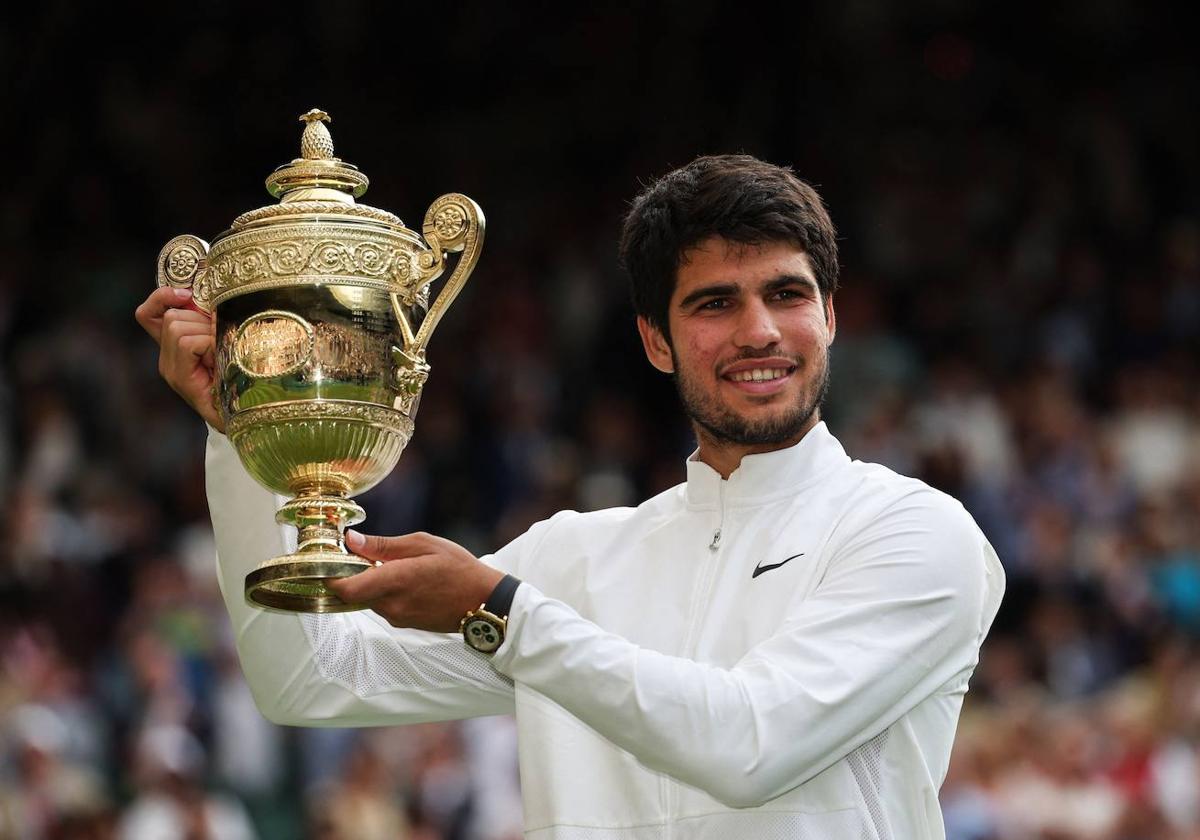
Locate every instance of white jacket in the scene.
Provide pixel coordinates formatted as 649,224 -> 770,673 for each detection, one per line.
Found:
206,422 -> 1004,839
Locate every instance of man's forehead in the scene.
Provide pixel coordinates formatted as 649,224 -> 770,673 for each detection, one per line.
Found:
676,237 -> 815,284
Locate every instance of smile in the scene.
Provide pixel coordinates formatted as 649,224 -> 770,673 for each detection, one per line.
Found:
726,367 -> 793,382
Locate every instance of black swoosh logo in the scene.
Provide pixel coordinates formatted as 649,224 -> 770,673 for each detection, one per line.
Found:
752,553 -> 804,579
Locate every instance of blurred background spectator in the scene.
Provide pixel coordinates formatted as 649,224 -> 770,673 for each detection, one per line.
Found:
2,2 -> 1198,838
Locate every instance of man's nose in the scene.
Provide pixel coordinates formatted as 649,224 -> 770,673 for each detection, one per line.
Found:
733,300 -> 782,348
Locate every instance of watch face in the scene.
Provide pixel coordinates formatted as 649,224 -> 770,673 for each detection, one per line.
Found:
464,616 -> 503,653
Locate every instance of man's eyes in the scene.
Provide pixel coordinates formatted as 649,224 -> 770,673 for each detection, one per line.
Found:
771,288 -> 810,301
693,288 -> 812,311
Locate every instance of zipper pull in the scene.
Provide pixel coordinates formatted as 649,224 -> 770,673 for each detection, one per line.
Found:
709,529 -> 722,551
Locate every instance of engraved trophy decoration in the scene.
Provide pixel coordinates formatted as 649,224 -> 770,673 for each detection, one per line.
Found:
156,109 -> 483,613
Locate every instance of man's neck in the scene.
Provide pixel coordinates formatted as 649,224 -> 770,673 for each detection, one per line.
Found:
694,415 -> 821,480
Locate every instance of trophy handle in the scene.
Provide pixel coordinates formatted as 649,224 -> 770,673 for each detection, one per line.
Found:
392,194 -> 485,353
156,234 -> 213,313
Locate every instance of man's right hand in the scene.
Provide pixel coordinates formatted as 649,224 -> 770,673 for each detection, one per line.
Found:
135,286 -> 224,431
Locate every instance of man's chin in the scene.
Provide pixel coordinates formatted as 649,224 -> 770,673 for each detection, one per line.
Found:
692,407 -> 819,448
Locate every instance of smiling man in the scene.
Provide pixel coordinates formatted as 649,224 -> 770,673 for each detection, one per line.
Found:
139,154 -> 1005,839
638,238 -> 833,473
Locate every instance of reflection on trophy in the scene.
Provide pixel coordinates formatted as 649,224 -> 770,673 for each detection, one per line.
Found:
155,109 -> 484,613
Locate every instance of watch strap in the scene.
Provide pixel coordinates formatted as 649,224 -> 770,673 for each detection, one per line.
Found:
484,573 -> 522,620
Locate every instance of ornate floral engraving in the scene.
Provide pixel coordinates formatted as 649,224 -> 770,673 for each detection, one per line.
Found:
433,204 -> 468,240
267,242 -> 314,274
206,223 -> 433,306
156,234 -> 213,312
167,246 -> 199,282
232,202 -> 401,229
227,399 -> 414,439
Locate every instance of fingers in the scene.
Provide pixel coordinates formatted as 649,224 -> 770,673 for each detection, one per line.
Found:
176,333 -> 214,362
325,536 -> 501,631
345,529 -> 436,561
135,287 -> 199,342
159,323 -> 221,429
139,287 -> 220,429
159,322 -> 214,380
324,566 -> 375,604
325,559 -> 411,605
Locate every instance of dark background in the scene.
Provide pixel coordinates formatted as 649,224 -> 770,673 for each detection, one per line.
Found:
2,3 -> 1199,839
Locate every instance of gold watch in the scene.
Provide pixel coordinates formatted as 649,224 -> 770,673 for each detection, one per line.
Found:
461,574 -> 521,654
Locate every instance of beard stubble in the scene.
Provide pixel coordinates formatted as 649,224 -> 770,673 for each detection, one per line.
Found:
671,350 -> 831,447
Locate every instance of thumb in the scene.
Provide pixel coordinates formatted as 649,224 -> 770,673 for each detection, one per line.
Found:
345,529 -> 426,561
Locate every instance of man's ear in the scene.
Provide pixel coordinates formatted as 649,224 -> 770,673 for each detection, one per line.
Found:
825,293 -> 836,345
636,316 -> 674,374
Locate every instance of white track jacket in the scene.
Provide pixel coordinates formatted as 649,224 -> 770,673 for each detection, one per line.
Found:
206,422 -> 1004,839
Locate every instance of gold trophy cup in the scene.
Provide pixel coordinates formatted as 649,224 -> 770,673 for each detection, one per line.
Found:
156,109 -> 483,613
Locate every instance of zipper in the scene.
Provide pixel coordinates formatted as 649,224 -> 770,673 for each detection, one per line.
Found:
709,480 -> 725,551
666,479 -> 728,831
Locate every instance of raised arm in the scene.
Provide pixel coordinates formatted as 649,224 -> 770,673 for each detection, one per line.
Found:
138,286 -> 516,727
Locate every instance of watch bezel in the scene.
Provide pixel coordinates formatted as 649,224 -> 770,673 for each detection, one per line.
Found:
461,608 -> 506,653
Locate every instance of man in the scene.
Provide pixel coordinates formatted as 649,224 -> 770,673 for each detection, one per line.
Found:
138,155 -> 1005,838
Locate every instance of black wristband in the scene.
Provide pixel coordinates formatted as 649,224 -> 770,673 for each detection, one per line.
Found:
484,574 -> 522,619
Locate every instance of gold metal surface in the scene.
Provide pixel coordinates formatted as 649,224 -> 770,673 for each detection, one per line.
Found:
155,110 -> 485,612
156,235 -> 213,312
233,310 -> 316,379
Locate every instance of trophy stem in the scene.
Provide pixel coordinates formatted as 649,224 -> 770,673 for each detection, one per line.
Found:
243,493 -> 372,613
277,495 -> 366,555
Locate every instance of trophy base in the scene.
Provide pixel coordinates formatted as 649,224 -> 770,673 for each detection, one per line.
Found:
245,553 -> 374,613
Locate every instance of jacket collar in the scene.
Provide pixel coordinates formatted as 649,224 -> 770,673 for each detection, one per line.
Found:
684,422 -> 850,509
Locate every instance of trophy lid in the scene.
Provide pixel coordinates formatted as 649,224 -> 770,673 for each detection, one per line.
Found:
266,109 -> 368,200
229,109 -> 404,231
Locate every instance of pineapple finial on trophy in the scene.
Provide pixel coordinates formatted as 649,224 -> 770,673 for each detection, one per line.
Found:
299,109 -> 335,160
264,109 -> 368,201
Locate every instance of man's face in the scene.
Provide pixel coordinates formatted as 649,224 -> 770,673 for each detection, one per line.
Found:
638,237 -> 836,448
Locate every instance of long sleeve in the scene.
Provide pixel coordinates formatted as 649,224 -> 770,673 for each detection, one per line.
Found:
489,490 -> 1005,808
205,427 -> 516,726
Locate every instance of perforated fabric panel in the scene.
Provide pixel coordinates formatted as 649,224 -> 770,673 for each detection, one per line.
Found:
302,614 -> 513,697
846,727 -> 892,840
526,826 -> 664,840
681,809 -> 867,840
527,809 -> 868,840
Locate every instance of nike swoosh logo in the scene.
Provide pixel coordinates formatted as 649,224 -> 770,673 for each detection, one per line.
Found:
752,553 -> 805,579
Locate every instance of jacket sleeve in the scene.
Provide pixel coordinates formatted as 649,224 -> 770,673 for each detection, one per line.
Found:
489,489 -> 1006,808
205,427 -> 517,726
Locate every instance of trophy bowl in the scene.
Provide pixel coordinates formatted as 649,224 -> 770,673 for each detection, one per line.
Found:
156,110 -> 484,613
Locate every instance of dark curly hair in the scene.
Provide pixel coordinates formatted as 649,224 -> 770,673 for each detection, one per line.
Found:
619,154 -> 839,339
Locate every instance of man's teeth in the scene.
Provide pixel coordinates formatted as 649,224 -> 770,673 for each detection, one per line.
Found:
729,368 -> 789,382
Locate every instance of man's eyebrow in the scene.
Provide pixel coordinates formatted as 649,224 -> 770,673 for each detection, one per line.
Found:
677,283 -> 739,309
677,275 -> 819,309
764,274 -> 820,294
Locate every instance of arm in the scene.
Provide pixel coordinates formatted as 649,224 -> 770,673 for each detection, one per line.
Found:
136,285 -> 517,727
489,491 -> 1005,808
206,428 -> 517,726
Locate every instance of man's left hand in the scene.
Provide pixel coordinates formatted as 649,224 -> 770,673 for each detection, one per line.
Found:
325,531 -> 505,633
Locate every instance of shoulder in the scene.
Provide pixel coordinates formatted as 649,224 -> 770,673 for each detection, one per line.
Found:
827,458 -> 999,596
838,457 -> 976,534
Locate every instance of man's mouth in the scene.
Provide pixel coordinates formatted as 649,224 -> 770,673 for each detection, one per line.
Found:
725,366 -> 794,383
719,359 -> 800,394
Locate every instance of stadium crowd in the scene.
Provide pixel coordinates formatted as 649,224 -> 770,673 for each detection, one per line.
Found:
3,3 -> 1199,838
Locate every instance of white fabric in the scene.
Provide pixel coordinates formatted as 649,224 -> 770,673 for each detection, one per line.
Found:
206,422 -> 1005,839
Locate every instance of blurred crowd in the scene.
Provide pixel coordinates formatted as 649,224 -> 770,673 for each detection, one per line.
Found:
3,2 -> 1199,839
